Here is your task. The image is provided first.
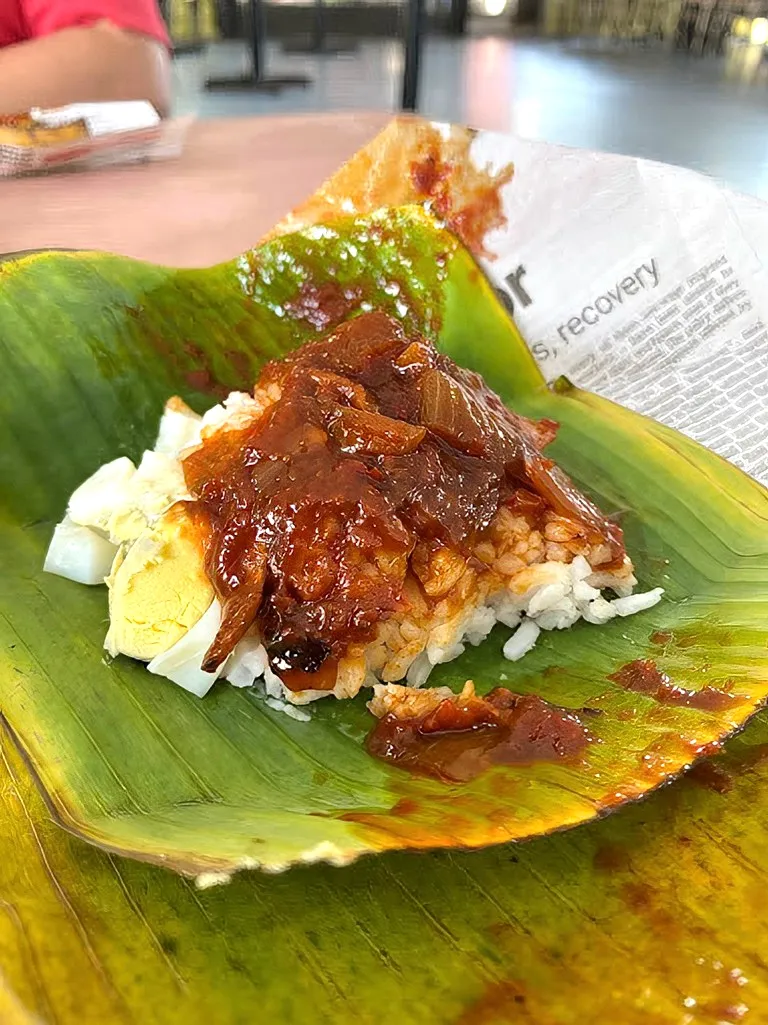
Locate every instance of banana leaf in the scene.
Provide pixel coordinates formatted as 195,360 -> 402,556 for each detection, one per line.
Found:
0,206 -> 766,884
3,706 -> 768,1023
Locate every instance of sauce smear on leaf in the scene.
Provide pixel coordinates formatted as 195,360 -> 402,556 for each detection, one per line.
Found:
609,659 -> 742,712
368,686 -> 592,783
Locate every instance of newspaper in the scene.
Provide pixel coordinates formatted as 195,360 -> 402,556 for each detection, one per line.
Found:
468,132 -> 768,485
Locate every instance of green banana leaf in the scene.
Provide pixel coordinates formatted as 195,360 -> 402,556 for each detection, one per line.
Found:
3,705 -> 768,1023
0,206 -> 766,883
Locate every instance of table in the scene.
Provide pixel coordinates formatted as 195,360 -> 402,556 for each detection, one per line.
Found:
1,112 -> 391,266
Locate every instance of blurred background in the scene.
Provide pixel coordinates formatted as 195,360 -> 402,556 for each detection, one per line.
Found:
160,0 -> 768,198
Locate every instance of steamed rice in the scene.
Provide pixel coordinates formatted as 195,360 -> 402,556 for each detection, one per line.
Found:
46,337 -> 664,714
215,518 -> 662,711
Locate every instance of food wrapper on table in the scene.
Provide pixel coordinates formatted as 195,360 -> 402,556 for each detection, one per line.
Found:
0,101 -> 191,176
277,116 -> 768,485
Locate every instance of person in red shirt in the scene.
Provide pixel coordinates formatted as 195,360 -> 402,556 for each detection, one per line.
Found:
0,0 -> 171,116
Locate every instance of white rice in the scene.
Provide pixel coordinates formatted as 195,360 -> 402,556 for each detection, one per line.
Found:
497,561 -> 663,663
502,618 -> 541,661
405,651 -> 433,688
610,587 -> 665,616
384,556 -> 663,690
46,396 -> 665,719
264,697 -> 311,722
215,553 -> 664,715
263,663 -> 287,699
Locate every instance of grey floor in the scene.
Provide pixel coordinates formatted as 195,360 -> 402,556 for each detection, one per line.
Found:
172,35 -> 768,200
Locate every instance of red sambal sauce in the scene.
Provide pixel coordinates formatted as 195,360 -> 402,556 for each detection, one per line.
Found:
368,687 -> 593,783
609,659 -> 742,712
183,310 -> 626,683
408,141 -> 515,258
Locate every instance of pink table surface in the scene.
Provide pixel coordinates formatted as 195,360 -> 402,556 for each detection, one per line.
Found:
0,112 -> 391,267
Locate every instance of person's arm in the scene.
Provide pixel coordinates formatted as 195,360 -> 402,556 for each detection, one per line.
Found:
0,20 -> 171,116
